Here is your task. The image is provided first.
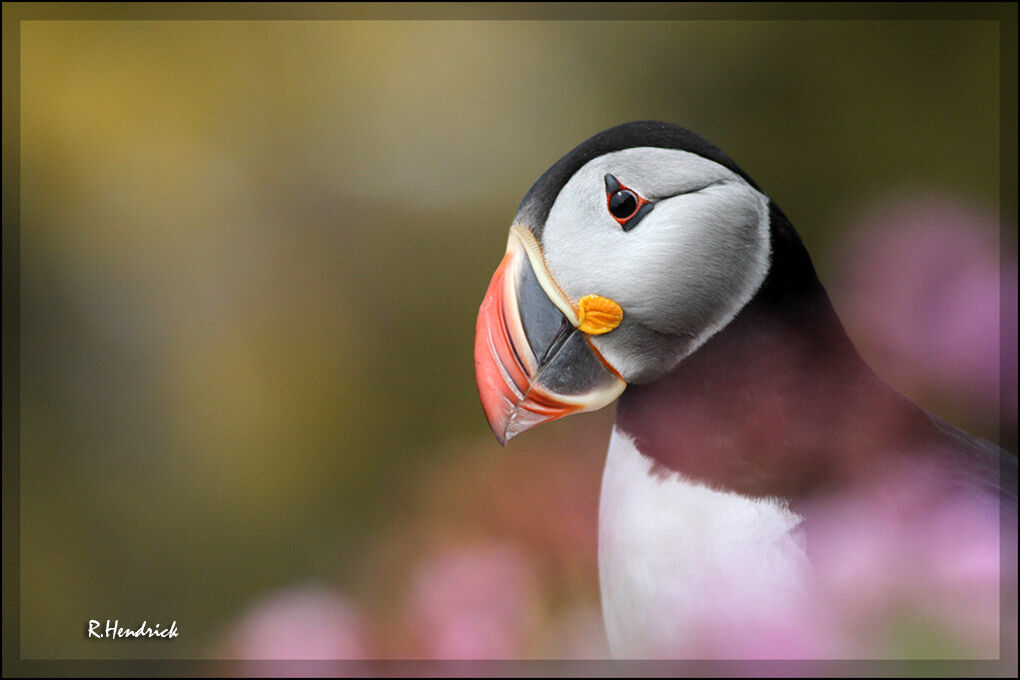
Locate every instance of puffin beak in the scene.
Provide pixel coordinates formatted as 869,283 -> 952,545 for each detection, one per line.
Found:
474,226 -> 626,444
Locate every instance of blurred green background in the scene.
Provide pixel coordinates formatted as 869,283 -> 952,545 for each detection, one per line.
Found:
10,11 -> 1013,661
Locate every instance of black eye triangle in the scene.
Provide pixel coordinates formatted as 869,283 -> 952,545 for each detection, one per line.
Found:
622,202 -> 654,231
604,173 -> 653,231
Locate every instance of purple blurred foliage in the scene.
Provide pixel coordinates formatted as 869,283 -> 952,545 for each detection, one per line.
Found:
640,457 -> 1014,660
404,542 -> 541,659
332,425 -> 610,660
801,458 -> 1013,658
216,585 -> 373,662
831,195 -> 1017,427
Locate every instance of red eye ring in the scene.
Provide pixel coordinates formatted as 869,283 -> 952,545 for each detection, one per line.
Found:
609,189 -> 639,220
604,174 -> 654,231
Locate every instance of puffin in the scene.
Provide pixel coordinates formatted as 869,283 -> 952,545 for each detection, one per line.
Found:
473,121 -> 1018,659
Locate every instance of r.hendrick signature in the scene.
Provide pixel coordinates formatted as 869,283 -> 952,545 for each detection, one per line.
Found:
87,619 -> 179,639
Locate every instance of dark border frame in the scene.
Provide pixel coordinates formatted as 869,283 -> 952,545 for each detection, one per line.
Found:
3,3 -> 1016,677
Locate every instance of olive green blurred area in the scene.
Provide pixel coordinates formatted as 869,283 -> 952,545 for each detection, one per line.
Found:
14,18 -> 1004,659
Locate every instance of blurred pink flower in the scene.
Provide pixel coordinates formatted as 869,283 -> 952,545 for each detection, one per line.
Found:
418,421 -> 610,572
219,585 -> 373,660
832,195 -> 1016,421
405,542 -> 540,659
605,456 -> 1014,660
802,458 -> 1011,658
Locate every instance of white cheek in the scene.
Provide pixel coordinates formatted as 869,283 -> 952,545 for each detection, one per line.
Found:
546,182 -> 769,323
637,184 -> 770,335
543,197 -> 631,299
541,155 -> 771,381
541,148 -> 741,303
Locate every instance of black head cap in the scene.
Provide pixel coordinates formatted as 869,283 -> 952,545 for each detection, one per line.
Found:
516,121 -> 762,240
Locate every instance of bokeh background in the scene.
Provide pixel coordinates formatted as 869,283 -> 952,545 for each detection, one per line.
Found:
9,7 -> 1017,664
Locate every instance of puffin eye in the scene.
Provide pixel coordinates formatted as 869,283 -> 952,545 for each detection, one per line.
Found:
604,174 -> 654,232
609,190 -> 639,220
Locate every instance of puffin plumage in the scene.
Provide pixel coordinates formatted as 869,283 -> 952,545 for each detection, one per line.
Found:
474,121 -> 1017,658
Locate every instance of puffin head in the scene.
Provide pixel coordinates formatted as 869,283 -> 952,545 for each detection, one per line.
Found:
475,121 -> 775,444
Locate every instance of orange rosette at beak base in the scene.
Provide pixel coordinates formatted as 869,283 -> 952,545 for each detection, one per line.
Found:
576,295 -> 623,335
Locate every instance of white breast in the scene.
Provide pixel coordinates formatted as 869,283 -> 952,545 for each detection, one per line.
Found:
598,428 -> 813,658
